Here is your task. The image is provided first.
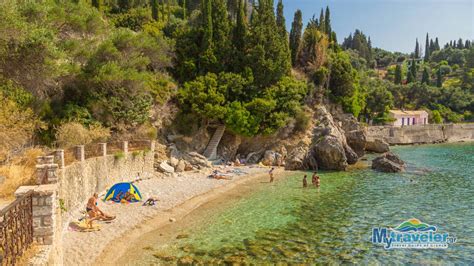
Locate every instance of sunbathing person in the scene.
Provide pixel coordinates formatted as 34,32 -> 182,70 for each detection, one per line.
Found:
123,191 -> 134,202
210,170 -> 232,180
143,197 -> 159,206
86,193 -> 115,227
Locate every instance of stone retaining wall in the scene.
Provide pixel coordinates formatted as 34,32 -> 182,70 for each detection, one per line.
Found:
367,123 -> 474,145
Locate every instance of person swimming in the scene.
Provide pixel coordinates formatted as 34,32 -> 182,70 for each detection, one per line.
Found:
312,171 -> 320,187
303,175 -> 308,188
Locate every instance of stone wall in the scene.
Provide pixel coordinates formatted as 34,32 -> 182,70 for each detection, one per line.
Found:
11,140 -> 155,265
58,151 -> 154,213
367,123 -> 474,145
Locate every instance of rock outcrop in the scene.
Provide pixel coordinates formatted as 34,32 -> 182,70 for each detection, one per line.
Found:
366,139 -> 390,153
158,161 -> 175,173
307,106 -> 362,170
182,152 -> 212,169
261,150 -> 284,166
372,152 -> 405,172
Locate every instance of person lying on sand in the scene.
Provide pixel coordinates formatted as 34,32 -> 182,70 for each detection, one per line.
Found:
143,197 -> 159,206
86,193 -> 115,228
210,170 -> 232,180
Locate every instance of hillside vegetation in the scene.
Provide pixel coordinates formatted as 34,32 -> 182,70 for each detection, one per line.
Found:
0,0 -> 473,172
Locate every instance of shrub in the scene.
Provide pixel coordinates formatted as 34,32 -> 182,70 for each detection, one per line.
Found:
55,122 -> 110,148
293,107 -> 311,132
114,151 -> 125,160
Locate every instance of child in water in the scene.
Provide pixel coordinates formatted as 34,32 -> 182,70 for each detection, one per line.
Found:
312,171 -> 320,187
303,175 -> 308,188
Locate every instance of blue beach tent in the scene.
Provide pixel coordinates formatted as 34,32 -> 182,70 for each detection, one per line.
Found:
104,182 -> 142,203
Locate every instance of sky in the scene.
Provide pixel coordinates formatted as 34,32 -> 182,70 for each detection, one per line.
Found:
282,0 -> 474,53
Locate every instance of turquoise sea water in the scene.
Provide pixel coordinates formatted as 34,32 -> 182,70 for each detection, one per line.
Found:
126,143 -> 474,264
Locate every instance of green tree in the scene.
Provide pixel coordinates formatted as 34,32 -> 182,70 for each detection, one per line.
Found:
231,0 -> 248,73
276,0 -> 286,39
407,71 -> 414,83
424,33 -> 430,61
289,9 -> 303,66
247,0 -> 291,88
414,38 -> 420,58
118,0 -> 130,12
409,59 -> 417,81
318,8 -> 325,33
421,67 -> 430,84
92,0 -> 100,9
324,6 -> 331,36
394,64 -> 402,84
432,110 -> 442,124
211,0 -> 232,72
151,0 -> 159,21
436,67 -> 443,87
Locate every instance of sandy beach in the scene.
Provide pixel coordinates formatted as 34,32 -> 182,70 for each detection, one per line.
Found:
62,165 -> 278,265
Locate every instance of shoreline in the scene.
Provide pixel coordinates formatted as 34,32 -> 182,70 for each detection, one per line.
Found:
60,166 -> 284,265
95,168 -> 284,265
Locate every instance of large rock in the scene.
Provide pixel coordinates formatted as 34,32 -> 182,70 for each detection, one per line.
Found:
182,152 -> 212,169
345,129 -> 367,157
312,136 -> 348,171
217,133 -> 241,161
372,152 -> 405,173
344,145 -> 359,165
285,146 -> 307,170
366,139 -> 390,153
261,150 -> 284,166
159,161 -> 175,173
246,150 -> 264,164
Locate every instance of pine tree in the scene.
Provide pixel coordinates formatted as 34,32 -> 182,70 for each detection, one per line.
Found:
424,33 -> 430,61
395,64 -> 402,84
414,38 -> 420,58
319,8 -> 325,33
151,0 -> 159,21
421,67 -> 430,84
289,9 -> 303,66
436,68 -> 443,87
324,6 -> 331,36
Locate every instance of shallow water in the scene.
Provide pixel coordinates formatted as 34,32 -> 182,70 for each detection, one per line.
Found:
124,143 -> 474,264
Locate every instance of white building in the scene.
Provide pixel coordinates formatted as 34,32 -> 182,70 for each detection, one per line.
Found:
387,110 -> 429,127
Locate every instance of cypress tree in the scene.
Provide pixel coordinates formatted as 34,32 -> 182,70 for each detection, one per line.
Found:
324,6 -> 331,36
410,59 -> 417,80
407,71 -> 414,84
183,0 -> 187,19
414,38 -> 420,58
457,38 -> 464,49
465,40 -> 471,49
247,0 -> 291,88
232,0 -> 248,72
151,0 -> 159,21
276,0 -> 287,39
118,0 -> 130,11
435,37 -> 440,50
212,0 -> 232,71
429,39 -> 434,55
201,0 -> 213,51
395,64 -> 402,85
421,67 -> 430,84
319,8 -> 325,33
289,9 -> 303,66
436,68 -> 443,87
424,33 -> 430,61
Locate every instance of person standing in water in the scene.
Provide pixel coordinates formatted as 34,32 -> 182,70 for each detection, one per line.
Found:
312,171 -> 320,187
303,175 -> 308,188
269,167 -> 275,183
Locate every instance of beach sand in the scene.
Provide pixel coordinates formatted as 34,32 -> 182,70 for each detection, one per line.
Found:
62,166 -> 277,265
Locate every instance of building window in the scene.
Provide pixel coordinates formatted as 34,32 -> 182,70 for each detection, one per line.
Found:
407,117 -> 410,125
402,117 -> 405,126
413,117 -> 416,125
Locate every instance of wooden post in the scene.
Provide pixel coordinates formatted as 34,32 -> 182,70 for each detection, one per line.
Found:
75,145 -> 85,162
99,143 -> 107,157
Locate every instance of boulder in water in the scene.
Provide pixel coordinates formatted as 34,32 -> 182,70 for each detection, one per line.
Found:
372,152 -> 405,172
366,139 -> 390,153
